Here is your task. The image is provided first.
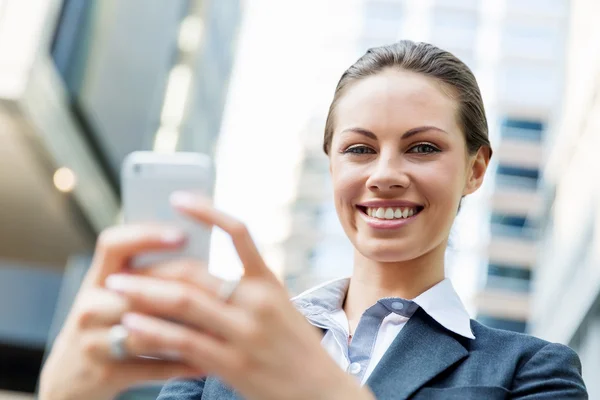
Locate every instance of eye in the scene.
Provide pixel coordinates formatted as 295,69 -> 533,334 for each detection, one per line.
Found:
408,143 -> 440,154
344,145 -> 376,155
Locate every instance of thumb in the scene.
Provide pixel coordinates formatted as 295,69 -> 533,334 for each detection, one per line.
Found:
85,225 -> 187,287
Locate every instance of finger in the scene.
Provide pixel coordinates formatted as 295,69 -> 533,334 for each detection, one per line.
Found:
80,326 -> 182,363
73,288 -> 131,329
170,192 -> 276,281
105,274 -> 241,339
121,312 -> 241,377
79,329 -> 202,380
129,258 -> 223,296
86,224 -> 187,287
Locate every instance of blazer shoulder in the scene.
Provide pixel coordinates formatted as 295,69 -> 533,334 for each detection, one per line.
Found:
470,318 -> 549,349
469,319 -> 582,372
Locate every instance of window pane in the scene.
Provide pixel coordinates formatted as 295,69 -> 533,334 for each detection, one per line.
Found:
497,165 -> 540,180
477,315 -> 527,333
485,276 -> 531,292
491,214 -> 528,228
490,213 -> 536,239
488,264 -> 532,280
502,118 -> 544,131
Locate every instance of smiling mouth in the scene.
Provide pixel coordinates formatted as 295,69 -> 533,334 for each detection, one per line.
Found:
357,205 -> 424,220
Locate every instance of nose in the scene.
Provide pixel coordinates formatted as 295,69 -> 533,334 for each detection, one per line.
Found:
366,154 -> 410,192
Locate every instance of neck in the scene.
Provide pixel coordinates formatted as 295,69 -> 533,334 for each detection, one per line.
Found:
343,240 -> 446,333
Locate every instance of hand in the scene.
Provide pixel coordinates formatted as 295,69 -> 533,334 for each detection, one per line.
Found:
38,225 -> 203,400
103,192 -> 374,400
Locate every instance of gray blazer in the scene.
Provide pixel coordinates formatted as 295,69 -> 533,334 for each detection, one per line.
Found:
156,308 -> 587,399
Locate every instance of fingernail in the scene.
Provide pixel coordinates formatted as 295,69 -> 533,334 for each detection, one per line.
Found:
170,191 -> 196,208
122,312 -> 151,332
161,228 -> 186,244
105,274 -> 135,292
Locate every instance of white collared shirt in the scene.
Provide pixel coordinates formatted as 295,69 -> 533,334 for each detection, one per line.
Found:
292,278 -> 475,384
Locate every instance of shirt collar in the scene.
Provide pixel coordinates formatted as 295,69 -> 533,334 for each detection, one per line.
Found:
292,277 -> 475,340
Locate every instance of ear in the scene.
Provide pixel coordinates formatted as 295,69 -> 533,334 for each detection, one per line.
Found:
463,146 -> 491,196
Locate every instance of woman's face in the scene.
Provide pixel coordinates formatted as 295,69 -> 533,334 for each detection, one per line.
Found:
329,69 -> 487,262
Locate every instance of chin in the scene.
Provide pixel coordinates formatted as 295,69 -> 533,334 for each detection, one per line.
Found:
355,238 -> 423,263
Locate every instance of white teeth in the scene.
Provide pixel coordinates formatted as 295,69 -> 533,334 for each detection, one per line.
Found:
384,208 -> 394,219
365,206 -> 419,220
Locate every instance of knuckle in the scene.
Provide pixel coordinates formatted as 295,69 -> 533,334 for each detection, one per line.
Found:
172,288 -> 195,312
256,303 -> 278,322
75,305 -> 97,329
130,329 -> 158,354
175,260 -> 202,282
246,284 -> 276,315
80,335 -> 100,357
230,353 -> 252,375
96,227 -> 118,251
230,221 -> 249,238
74,289 -> 126,329
239,320 -> 263,343
117,292 -> 132,311
147,331 -> 167,350
173,334 -> 196,354
96,364 -> 115,385
255,293 -> 275,312
242,279 -> 266,299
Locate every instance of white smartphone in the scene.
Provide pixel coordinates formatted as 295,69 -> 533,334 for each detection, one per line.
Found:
121,151 -> 215,268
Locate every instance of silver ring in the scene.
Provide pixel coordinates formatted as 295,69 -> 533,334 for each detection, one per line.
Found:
216,279 -> 240,302
108,324 -> 129,360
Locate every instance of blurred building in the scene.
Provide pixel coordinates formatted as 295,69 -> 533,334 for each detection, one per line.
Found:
208,0 -> 365,285
528,0 -> 600,396
472,0 -> 568,334
0,0 -> 242,395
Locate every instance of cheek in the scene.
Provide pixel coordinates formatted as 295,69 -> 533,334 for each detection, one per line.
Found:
418,157 -> 465,210
331,162 -> 366,209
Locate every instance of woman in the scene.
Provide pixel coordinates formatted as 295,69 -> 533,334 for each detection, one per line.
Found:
39,41 -> 587,399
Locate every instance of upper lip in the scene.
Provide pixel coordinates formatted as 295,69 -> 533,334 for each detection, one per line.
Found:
357,200 -> 424,208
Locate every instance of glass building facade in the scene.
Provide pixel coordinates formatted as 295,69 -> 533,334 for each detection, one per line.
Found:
0,0 -> 242,395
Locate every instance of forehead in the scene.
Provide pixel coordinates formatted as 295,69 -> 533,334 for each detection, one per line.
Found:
334,69 -> 460,136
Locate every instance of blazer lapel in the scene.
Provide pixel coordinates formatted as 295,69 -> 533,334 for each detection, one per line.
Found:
366,308 -> 469,399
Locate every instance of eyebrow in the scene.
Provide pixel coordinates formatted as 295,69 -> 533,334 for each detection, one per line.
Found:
341,126 -> 448,140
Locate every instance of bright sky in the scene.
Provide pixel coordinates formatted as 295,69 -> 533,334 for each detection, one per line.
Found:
208,0 -> 364,280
